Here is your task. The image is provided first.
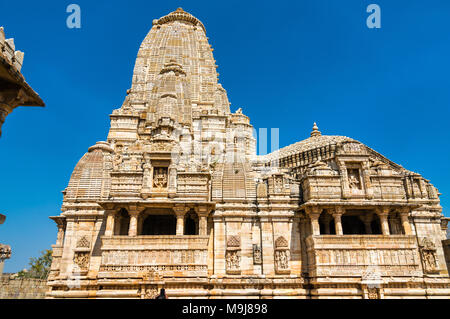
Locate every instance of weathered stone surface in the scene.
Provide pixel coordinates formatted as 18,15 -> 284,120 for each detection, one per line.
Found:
0,276 -> 47,299
47,8 -> 450,299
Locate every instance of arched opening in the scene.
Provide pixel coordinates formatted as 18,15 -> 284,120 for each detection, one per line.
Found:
319,210 -> 335,235
184,210 -> 199,235
116,208 -> 130,236
141,210 -> 176,235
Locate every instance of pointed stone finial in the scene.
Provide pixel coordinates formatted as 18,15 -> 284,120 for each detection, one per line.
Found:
311,122 -> 321,137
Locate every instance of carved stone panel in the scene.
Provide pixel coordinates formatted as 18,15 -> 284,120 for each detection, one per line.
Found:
73,252 -> 90,274
274,236 -> 290,274
419,237 -> 439,274
153,167 -> 168,189
226,235 -> 241,274
253,244 -> 262,264
76,236 -> 90,248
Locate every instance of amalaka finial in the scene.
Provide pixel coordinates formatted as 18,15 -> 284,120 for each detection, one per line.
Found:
310,122 -> 321,137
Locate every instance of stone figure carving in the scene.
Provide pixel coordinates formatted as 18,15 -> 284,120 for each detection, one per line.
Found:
113,153 -> 123,170
143,285 -> 159,299
419,237 -> 438,273
347,169 -> 362,190
275,250 -> 289,270
256,182 -> 268,198
274,236 -> 289,273
253,244 -> 262,264
367,287 -> 379,299
226,250 -> 240,270
226,235 -> 241,273
153,167 -> 168,189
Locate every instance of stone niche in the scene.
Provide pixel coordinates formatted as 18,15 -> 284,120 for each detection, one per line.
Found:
72,236 -> 91,275
274,236 -> 290,274
225,235 -> 241,274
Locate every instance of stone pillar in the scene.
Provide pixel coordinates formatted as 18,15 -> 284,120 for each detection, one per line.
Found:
260,216 -> 275,276
399,208 -> 412,235
213,216 -> 226,276
306,206 -> 322,235
173,206 -> 189,235
377,207 -> 390,235
104,210 -> 117,237
332,207 -> 344,235
128,211 -> 140,236
322,214 -> 331,234
195,206 -> 210,236
360,214 -> 373,235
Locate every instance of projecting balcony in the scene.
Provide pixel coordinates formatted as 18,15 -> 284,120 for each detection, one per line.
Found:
306,235 -> 423,278
98,235 -> 209,279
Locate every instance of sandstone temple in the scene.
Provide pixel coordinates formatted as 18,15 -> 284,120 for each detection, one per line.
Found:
47,8 -> 450,298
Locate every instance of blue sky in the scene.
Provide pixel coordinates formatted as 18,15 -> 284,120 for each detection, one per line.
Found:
0,0 -> 449,272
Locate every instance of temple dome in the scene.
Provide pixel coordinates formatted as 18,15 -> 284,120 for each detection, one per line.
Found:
126,8 -> 228,115
64,142 -> 113,201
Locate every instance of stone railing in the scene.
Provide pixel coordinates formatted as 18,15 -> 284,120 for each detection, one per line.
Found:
99,235 -> 209,278
306,235 -> 422,278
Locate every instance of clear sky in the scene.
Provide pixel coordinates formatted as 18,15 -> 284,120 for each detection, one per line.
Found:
0,0 -> 449,272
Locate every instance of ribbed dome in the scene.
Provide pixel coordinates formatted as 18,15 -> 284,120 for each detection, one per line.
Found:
260,135 -> 356,162
65,142 -> 114,201
128,8 -> 230,115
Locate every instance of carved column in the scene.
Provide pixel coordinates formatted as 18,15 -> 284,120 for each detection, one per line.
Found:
399,208 -> 412,235
332,206 -> 344,235
323,214 -> 331,234
173,206 -> 189,235
128,210 -> 140,236
306,206 -> 322,235
195,206 -> 210,236
360,214 -> 373,235
376,207 -> 390,235
104,210 -> 117,237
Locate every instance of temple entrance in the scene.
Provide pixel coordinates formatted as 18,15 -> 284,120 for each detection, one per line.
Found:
142,214 -> 176,235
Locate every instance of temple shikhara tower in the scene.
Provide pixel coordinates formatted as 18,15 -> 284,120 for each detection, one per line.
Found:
47,8 -> 450,298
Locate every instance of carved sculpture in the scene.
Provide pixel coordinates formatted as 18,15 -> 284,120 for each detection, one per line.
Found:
419,237 -> 438,273
153,167 -> 168,189
253,244 -> 262,264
